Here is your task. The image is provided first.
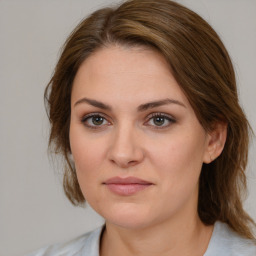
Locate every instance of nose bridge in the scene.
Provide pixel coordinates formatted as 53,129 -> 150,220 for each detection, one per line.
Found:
108,121 -> 144,167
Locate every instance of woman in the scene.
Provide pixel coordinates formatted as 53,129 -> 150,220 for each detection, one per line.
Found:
29,0 -> 256,255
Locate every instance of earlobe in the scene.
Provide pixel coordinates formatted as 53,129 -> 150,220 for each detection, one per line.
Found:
203,122 -> 227,164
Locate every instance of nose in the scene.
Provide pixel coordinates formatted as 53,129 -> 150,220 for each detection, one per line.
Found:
107,125 -> 144,168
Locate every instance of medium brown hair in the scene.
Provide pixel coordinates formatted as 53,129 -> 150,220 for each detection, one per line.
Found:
45,0 -> 255,239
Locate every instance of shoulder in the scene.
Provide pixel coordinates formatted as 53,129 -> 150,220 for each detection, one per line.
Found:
204,221 -> 256,256
26,226 -> 103,256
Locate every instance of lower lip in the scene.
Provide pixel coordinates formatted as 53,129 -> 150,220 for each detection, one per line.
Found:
105,183 -> 152,196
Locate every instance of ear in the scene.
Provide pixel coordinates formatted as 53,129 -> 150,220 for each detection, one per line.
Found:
203,122 -> 227,164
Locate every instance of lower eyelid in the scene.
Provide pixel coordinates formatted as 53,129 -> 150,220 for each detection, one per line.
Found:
143,118 -> 175,130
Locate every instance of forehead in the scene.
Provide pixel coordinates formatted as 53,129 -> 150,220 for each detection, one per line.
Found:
77,45 -> 172,76
71,45 -> 190,108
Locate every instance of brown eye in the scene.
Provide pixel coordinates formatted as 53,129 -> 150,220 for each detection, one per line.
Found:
146,113 -> 176,129
153,116 -> 166,126
91,116 -> 104,125
81,114 -> 110,129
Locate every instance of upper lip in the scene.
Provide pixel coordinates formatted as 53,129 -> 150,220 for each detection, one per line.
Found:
103,176 -> 153,185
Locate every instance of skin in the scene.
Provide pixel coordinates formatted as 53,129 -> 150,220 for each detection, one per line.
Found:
69,45 -> 227,256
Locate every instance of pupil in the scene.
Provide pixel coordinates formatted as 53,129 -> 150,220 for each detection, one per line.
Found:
154,117 -> 165,126
92,116 -> 103,125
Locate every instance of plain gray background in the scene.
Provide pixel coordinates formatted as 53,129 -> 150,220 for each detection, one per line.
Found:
1,0 -> 255,255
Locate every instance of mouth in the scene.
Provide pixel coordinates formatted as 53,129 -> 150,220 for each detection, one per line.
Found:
103,176 -> 153,196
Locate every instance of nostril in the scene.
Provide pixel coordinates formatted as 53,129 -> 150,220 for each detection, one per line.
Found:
127,160 -> 137,166
109,156 -> 141,168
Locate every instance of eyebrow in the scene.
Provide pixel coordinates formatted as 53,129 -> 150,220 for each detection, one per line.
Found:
74,97 -> 112,110
74,97 -> 186,111
137,98 -> 186,111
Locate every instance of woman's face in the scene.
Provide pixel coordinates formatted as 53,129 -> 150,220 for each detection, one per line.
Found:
70,46 -> 212,229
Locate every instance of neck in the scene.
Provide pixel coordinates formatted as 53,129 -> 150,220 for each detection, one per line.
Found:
100,214 -> 213,256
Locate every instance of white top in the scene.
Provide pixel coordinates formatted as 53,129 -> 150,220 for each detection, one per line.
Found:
27,221 -> 256,256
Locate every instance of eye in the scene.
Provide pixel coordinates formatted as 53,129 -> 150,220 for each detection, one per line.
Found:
145,113 -> 176,128
81,113 -> 110,129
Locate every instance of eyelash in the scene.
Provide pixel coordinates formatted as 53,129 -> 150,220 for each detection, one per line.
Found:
81,112 -> 176,130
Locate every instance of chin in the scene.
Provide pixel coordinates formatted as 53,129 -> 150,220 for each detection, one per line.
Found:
96,202 -> 158,230
107,216 -> 154,230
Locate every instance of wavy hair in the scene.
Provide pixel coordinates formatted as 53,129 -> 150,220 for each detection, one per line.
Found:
44,0 -> 255,239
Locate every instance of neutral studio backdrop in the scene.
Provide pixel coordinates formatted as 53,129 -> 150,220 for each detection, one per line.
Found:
1,0 -> 256,255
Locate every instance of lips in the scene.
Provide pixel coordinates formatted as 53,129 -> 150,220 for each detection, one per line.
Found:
103,176 -> 153,196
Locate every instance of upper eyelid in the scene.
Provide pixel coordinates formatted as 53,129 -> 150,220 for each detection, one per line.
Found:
81,112 -> 111,121
147,112 -> 175,118
81,112 -> 175,120
146,112 -> 176,122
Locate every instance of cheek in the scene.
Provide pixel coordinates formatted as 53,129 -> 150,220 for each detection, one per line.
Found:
151,131 -> 206,190
147,135 -> 205,216
155,134 -> 204,166
69,125 -> 106,186
70,140 -> 104,201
